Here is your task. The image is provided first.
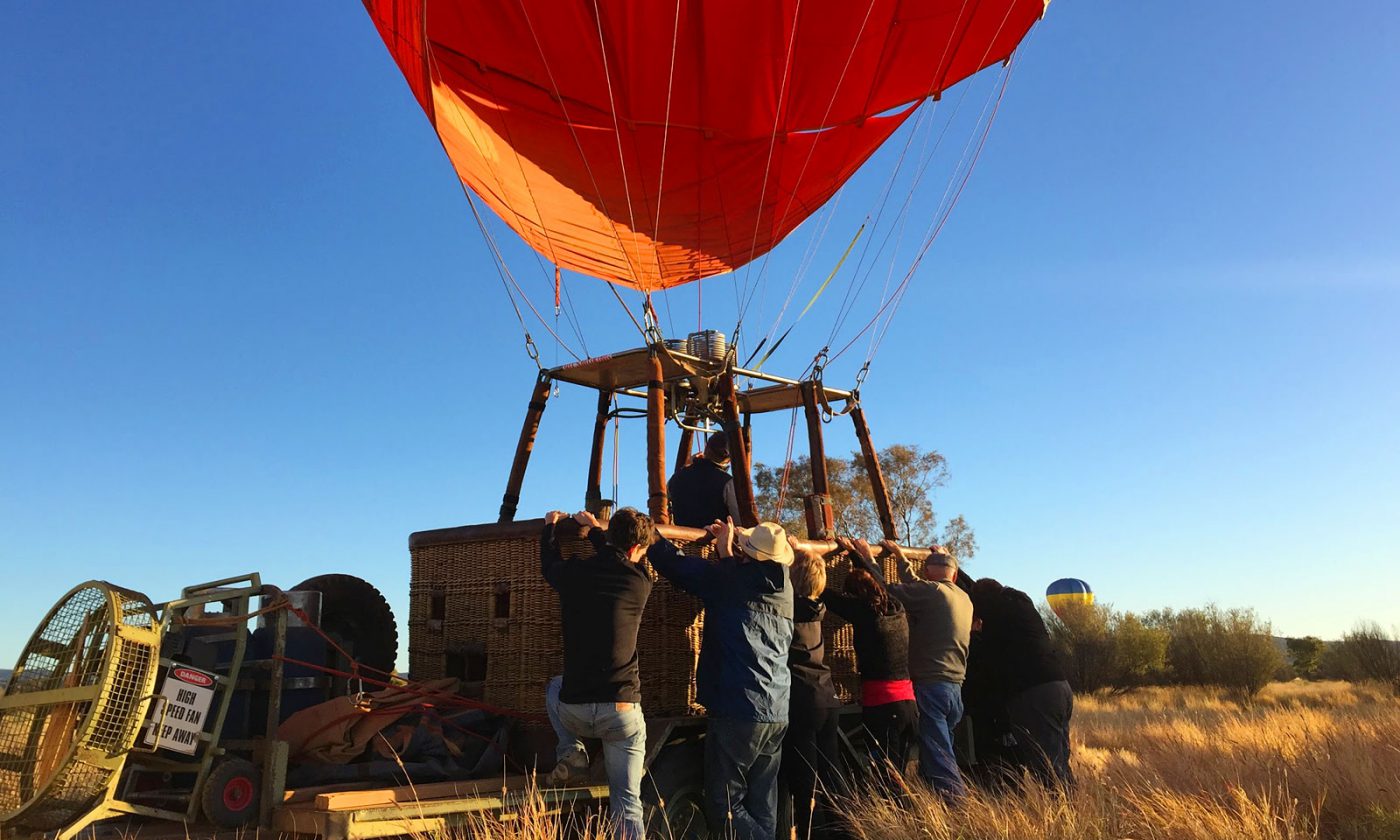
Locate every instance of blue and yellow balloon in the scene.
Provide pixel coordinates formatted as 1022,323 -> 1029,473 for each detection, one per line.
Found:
1046,578 -> 1094,618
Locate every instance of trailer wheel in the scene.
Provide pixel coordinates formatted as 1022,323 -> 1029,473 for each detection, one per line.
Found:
201,757 -> 261,828
293,574 -> 399,677
643,740 -> 707,840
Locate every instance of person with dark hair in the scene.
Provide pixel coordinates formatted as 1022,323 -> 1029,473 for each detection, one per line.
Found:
667,432 -> 742,528
824,537 -> 916,780
540,508 -> 654,840
781,539 -> 848,839
648,517 -> 794,840
872,540 -> 972,801
968,577 -> 1074,789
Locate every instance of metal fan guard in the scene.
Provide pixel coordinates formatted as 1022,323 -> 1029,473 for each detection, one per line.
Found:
0,581 -> 160,831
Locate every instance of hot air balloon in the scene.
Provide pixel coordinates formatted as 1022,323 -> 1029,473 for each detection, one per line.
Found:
362,0 -> 1048,291
1046,578 -> 1094,618
368,0 -> 1059,765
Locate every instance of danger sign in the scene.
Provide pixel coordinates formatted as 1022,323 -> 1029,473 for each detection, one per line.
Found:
143,665 -> 216,755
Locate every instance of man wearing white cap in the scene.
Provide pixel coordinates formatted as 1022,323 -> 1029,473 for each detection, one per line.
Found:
648,517 -> 795,840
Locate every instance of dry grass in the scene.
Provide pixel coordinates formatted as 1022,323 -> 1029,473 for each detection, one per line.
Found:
844,681 -> 1400,840
418,681 -> 1400,840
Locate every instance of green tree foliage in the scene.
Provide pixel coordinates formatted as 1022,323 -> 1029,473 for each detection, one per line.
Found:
1144,606 -> 1283,699
1320,623 -> 1400,693
1045,602 -> 1168,692
1285,636 -> 1327,680
753,444 -> 976,559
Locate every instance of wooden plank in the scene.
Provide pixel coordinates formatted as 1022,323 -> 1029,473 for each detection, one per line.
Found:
740,383 -> 852,415
549,348 -> 717,392
314,775 -> 531,810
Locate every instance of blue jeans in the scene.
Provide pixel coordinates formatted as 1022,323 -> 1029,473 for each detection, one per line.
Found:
545,676 -> 646,840
914,681 -> 966,799
705,717 -> 787,840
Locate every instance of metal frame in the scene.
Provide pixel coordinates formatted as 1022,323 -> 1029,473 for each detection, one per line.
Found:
494,341 -> 894,534
37,574 -> 292,840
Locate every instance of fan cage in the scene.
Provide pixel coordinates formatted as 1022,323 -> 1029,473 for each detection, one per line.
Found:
0,581 -> 160,831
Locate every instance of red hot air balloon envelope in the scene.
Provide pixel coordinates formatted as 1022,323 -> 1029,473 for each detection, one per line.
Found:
1046,578 -> 1093,618
363,0 -> 1048,292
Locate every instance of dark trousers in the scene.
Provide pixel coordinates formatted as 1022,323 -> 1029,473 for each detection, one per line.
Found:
705,717 -> 787,840
861,700 -> 917,779
781,708 -> 849,840
1006,679 -> 1074,789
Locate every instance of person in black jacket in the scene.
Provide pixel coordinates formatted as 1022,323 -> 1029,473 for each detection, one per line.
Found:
824,537 -> 917,780
667,432 -> 742,528
968,578 -> 1074,789
540,508 -> 654,840
781,539 -> 848,839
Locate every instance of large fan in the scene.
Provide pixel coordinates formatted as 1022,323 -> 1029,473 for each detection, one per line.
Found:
0,582 -> 161,832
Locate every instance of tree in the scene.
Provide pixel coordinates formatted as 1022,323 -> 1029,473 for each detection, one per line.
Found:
939,514 -> 978,564
752,443 -> 975,561
1285,636 -> 1326,680
1145,606 -> 1282,699
1322,623 -> 1400,693
1045,602 -> 1168,692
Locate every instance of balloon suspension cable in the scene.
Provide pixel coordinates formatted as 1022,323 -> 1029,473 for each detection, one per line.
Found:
608,283 -> 651,345
824,6 -> 1027,366
642,294 -> 665,345
834,58 -> 1017,369
851,361 -> 870,403
775,407 -> 799,521
422,39 -> 588,359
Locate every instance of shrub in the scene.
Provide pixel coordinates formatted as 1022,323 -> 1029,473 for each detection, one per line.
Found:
1146,606 -> 1282,699
1321,622 -> 1400,693
1046,602 -> 1168,692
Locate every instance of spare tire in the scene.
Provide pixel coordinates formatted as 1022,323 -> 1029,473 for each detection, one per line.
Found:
292,574 -> 399,677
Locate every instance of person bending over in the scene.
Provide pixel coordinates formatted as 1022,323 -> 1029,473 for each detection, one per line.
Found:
969,577 -> 1074,790
868,540 -> 973,800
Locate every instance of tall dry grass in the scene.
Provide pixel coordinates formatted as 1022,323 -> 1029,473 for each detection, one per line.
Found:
428,681 -> 1400,840
843,681 -> 1400,840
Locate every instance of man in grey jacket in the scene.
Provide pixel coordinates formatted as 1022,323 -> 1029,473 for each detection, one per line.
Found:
866,539 -> 973,799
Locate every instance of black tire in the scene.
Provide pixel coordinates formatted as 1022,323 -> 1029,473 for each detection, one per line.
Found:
293,574 -> 399,677
201,757 -> 261,828
643,738 -> 708,840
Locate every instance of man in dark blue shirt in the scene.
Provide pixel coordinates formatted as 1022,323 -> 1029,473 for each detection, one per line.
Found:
668,432 -> 742,528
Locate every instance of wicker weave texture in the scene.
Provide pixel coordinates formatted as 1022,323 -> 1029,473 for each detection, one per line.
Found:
410,528 -> 865,716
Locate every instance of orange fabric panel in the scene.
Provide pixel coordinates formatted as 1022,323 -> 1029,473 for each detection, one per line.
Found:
365,0 -> 1046,290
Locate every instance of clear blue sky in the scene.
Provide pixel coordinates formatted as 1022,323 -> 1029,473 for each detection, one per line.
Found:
3,3 -> 1397,667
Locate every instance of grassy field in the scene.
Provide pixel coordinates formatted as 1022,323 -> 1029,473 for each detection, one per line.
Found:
845,681 -> 1400,840
457,681 -> 1399,840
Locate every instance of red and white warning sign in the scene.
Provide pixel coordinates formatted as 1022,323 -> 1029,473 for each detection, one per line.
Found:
143,665 -> 217,755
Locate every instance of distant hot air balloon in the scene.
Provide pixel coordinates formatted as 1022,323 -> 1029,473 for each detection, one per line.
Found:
363,0 -> 1048,292
1046,578 -> 1093,618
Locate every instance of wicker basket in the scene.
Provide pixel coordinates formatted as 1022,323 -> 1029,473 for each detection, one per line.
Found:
408,520 -> 920,717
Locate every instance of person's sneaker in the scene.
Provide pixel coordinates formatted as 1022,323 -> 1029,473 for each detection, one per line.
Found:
546,750 -> 590,786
